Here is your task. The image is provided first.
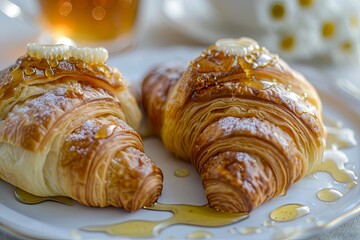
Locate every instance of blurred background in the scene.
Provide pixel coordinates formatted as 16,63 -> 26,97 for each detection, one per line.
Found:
0,0 -> 359,66
0,0 -> 358,103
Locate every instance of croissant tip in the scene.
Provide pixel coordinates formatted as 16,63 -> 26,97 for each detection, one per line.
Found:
128,170 -> 163,211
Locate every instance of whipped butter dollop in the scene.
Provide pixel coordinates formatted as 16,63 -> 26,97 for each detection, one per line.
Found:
215,37 -> 260,56
26,43 -> 109,65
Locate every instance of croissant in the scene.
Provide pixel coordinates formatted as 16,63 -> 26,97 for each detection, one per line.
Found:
0,44 -> 163,211
142,38 -> 326,213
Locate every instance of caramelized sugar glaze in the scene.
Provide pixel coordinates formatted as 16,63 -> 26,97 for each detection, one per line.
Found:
143,38 -> 326,213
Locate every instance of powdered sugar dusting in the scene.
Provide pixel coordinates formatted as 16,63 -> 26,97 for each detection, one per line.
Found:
219,117 -> 258,136
8,87 -> 74,128
2,82 -> 117,150
218,117 -> 290,147
67,120 -> 96,142
66,119 -> 98,157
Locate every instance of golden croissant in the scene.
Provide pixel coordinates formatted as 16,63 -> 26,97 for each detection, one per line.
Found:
0,44 -> 163,211
142,38 -> 326,213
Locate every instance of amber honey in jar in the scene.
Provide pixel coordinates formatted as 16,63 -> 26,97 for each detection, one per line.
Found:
38,0 -> 139,50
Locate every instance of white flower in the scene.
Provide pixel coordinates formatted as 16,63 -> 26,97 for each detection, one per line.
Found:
329,33 -> 360,65
295,0 -> 341,19
314,3 -> 360,61
261,24 -> 321,61
255,0 -> 298,31
342,0 -> 360,37
210,0 -> 360,64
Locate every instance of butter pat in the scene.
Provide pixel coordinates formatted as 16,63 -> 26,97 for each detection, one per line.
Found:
215,37 -> 260,56
26,43 -> 109,65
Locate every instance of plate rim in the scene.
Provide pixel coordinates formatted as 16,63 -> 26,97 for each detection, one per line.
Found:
0,46 -> 360,240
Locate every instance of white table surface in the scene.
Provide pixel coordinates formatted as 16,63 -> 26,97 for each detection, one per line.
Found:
0,0 -> 359,239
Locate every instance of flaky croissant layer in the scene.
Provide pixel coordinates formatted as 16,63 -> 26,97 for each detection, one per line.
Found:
142,37 -> 326,213
0,44 -> 163,211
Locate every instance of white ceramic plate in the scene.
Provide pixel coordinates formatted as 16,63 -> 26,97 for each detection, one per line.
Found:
0,47 -> 359,240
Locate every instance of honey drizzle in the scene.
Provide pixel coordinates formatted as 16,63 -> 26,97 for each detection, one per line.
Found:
81,203 -> 248,237
193,38 -> 279,94
315,123 -> 358,202
14,188 -> 73,205
316,149 -> 357,183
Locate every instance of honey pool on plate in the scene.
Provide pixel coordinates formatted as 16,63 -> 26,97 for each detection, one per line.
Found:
14,187 -> 73,205
82,203 -> 248,237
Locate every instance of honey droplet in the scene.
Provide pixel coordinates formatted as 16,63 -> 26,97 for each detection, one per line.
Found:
270,204 -> 310,222
317,188 -> 343,202
83,203 -> 248,238
94,125 -> 116,139
48,59 -> 59,68
45,67 -> 54,79
239,227 -> 262,234
24,67 -> 36,76
301,92 -> 308,101
69,57 -> 77,64
187,230 -> 213,239
14,187 -> 73,205
174,168 -> 190,177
